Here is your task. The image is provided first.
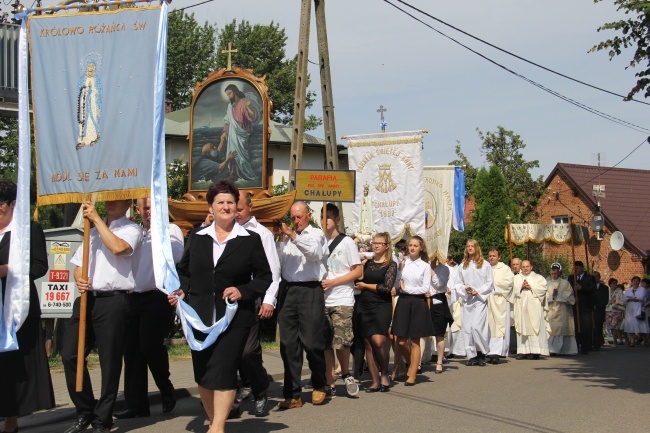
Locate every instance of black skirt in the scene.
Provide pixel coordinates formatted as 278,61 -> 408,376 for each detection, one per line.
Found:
391,294 -> 434,338
0,290 -> 55,417
191,325 -> 250,390
357,297 -> 392,338
429,293 -> 454,337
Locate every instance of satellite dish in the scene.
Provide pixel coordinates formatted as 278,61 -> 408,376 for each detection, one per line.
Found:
610,231 -> 624,251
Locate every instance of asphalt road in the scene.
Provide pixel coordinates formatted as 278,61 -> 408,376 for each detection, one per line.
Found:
20,343 -> 649,433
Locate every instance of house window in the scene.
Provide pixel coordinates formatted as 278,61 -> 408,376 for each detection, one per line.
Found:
553,215 -> 569,224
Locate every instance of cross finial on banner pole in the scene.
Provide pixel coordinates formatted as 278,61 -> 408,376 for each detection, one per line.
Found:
221,42 -> 238,71
377,105 -> 387,133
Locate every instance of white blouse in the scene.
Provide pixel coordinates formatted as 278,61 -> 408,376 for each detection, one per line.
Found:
400,257 -> 431,295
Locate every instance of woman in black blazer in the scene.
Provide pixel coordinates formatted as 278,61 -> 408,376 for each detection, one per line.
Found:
171,180 -> 271,433
0,180 -> 54,433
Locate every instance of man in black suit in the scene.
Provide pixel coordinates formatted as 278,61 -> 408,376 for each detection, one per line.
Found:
567,261 -> 596,354
592,271 -> 609,350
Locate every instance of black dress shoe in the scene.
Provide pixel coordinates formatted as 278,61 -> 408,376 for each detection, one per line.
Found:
113,409 -> 150,419
478,358 -> 487,366
162,394 -> 176,414
91,424 -> 110,433
254,393 -> 268,417
466,358 -> 478,366
64,415 -> 94,433
516,354 -> 526,360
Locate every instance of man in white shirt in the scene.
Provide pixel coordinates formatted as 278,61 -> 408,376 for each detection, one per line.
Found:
114,198 -> 184,420
277,202 -> 329,409
234,192 -> 281,416
62,200 -> 143,433
322,203 -> 361,398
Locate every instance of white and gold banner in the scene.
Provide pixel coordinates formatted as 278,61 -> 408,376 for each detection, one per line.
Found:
347,131 -> 425,243
423,166 -> 455,262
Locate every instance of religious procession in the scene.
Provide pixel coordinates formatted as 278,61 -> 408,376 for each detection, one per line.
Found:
2,1 -> 650,433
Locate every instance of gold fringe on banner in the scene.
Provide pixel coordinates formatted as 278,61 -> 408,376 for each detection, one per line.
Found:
37,188 -> 151,206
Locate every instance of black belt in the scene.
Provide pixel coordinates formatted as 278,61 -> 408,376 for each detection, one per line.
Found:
286,281 -> 321,289
399,293 -> 427,299
92,290 -> 131,298
128,290 -> 162,296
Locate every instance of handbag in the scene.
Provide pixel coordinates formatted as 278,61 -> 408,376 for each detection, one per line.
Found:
637,311 -> 647,321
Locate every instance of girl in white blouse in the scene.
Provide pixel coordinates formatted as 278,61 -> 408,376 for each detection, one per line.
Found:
390,236 -> 434,386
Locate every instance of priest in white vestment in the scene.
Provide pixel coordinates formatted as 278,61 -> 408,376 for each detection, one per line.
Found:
546,263 -> 578,355
454,240 -> 493,366
513,261 -> 550,359
487,249 -> 514,363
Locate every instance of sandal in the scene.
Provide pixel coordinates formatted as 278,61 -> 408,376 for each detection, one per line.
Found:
434,363 -> 443,374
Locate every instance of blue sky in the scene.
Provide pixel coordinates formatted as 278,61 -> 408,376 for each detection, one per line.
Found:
38,0 -> 650,178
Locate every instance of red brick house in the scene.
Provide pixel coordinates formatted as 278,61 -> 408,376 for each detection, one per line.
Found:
537,163 -> 649,284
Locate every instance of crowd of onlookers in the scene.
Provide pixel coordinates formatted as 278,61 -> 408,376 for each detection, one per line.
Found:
606,276 -> 650,347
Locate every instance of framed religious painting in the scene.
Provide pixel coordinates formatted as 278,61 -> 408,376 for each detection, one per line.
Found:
188,68 -> 271,193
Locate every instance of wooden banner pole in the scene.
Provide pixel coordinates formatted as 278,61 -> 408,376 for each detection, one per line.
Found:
570,217 -> 580,334
75,215 -> 91,392
506,215 -> 513,266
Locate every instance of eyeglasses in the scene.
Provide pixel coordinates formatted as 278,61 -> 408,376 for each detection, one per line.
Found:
398,246 -> 407,251
370,242 -> 387,246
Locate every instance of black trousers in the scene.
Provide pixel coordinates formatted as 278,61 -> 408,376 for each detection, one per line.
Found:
239,298 -> 270,398
351,297 -> 365,378
61,293 -> 127,427
575,309 -> 594,353
123,290 -> 175,412
593,308 -> 606,349
278,283 -> 326,399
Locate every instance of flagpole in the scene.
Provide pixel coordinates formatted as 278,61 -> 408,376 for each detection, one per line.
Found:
76,216 -> 91,392
506,215 -> 513,266
569,217 -> 580,334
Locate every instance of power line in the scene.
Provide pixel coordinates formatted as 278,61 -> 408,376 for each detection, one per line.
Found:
392,0 -> 650,106
170,0 -> 216,13
382,0 -> 650,134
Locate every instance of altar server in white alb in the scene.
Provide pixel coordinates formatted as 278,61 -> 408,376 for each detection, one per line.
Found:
546,263 -> 578,355
513,260 -> 550,359
454,240 -> 493,366
446,256 -> 465,357
486,249 -> 514,364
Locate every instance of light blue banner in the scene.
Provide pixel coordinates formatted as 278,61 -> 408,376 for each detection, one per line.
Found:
453,166 -> 465,232
28,7 -> 160,204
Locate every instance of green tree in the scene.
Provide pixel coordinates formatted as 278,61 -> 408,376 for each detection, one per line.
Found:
470,165 -> 518,254
591,0 -> 650,100
166,11 -> 219,110
477,126 -> 545,221
217,20 -> 322,130
0,117 -> 19,180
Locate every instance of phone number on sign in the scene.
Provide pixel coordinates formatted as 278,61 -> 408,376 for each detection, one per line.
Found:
45,301 -> 72,308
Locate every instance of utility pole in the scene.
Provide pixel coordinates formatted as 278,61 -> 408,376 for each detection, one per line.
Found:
288,0 -> 312,191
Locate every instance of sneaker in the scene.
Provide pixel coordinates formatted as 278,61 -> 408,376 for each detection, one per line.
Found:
344,376 -> 359,397
325,385 -> 337,398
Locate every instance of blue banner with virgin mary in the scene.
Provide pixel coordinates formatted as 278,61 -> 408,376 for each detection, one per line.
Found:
28,5 -> 161,204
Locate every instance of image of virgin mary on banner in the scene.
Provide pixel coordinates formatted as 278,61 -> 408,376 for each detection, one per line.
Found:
347,131 -> 426,243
